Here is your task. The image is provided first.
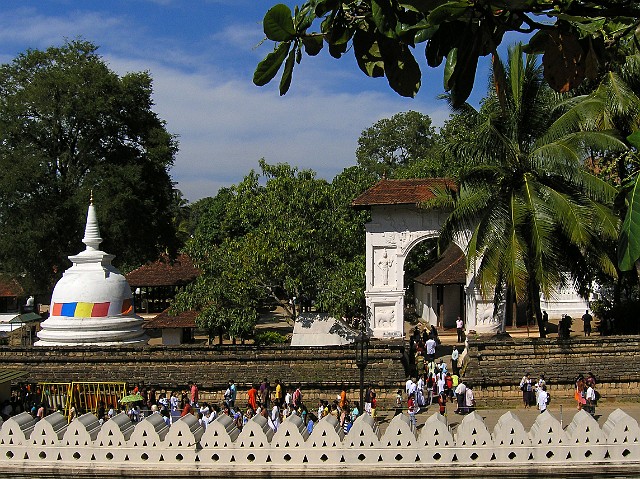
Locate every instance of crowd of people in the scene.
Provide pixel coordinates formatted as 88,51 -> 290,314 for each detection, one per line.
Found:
404,322 -> 472,428
519,372 -> 550,413
106,379 -> 379,436
404,367 -> 475,428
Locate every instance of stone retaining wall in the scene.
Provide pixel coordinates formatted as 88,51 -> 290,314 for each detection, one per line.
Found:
464,334 -> 640,403
1,335 -> 640,407
0,344 -> 407,405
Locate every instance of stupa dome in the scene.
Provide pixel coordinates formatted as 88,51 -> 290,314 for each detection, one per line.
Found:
35,198 -> 147,346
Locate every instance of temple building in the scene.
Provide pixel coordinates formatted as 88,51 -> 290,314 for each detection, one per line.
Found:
35,199 -> 147,346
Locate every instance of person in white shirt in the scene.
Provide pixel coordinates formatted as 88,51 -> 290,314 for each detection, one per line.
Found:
537,385 -> 549,413
451,347 -> 460,375
456,316 -> 464,342
269,404 -> 280,432
425,338 -> 436,361
585,385 -> 596,416
455,381 -> 466,414
405,377 -> 414,395
437,373 -> 445,395
407,378 -> 417,397
416,376 -> 426,407
170,392 -> 179,411
464,385 -> 475,413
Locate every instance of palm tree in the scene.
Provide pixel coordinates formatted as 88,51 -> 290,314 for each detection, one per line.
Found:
426,44 -> 626,336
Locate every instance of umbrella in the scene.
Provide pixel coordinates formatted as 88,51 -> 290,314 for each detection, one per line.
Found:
119,394 -> 144,404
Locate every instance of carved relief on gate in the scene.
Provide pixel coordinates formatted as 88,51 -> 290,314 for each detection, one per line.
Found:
372,303 -> 396,330
373,247 -> 395,288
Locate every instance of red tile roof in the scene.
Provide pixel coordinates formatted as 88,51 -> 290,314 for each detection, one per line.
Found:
352,178 -> 456,208
0,275 -> 24,297
126,253 -> 199,287
143,308 -> 198,329
414,243 -> 466,285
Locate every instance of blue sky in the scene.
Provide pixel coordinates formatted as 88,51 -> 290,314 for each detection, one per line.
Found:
0,1 -> 499,202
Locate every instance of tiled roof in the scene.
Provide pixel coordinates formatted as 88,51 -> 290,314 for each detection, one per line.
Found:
143,308 -> 198,329
0,275 -> 24,297
126,253 -> 199,287
351,178 -> 456,208
414,243 -> 466,285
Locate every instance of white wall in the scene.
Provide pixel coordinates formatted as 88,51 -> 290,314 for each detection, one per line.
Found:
162,328 -> 182,346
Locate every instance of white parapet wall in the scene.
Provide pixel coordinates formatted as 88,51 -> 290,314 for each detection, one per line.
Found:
0,409 -> 639,476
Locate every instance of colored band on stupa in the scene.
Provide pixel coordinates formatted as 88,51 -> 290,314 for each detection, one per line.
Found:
51,299 -> 133,318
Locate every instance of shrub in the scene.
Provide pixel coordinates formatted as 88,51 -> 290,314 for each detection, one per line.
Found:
253,331 -> 288,346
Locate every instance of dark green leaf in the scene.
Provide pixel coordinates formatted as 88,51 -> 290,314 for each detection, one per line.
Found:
302,35 -> 324,56
279,49 -> 296,95
427,2 -> 470,25
378,36 -> 421,97
448,40 -> 480,106
253,42 -> 291,86
264,4 -> 296,42
424,23 -> 459,67
443,47 -> 457,90
372,0 -> 398,38
628,130 -> 640,150
523,30 -> 549,54
399,0 -> 449,14
354,29 -> 385,78
618,173 -> 640,271
296,42 -> 303,63
315,0 -> 339,17
415,25 -> 438,43
294,3 -> 315,31
425,35 -> 443,67
329,41 -> 348,58
326,8 -> 353,46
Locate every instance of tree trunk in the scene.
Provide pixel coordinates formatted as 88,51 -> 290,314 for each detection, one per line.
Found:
504,286 -> 514,331
529,280 -> 545,338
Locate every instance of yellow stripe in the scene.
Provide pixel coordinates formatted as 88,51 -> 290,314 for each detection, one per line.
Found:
74,302 -> 94,317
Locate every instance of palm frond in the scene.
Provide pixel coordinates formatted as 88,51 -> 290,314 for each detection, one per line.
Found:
586,199 -> 620,240
540,185 -> 591,247
520,173 -> 557,266
597,71 -> 640,125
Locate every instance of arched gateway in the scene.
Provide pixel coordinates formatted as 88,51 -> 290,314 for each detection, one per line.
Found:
353,179 -> 499,339
353,179 -> 589,339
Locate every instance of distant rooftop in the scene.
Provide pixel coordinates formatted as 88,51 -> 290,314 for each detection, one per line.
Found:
0,275 -> 24,298
414,243 -> 466,286
351,178 -> 455,208
143,308 -> 198,329
126,253 -> 199,288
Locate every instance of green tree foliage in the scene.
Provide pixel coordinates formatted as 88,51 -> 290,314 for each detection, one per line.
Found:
254,1 -> 640,105
173,161 -> 376,340
0,40 -> 179,292
356,110 -> 435,177
426,44 -> 625,334
395,106 -> 479,179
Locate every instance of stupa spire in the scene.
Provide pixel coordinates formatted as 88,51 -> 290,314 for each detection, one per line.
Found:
82,193 -> 103,251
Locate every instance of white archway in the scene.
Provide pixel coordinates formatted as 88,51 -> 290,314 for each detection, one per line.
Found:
362,203 -> 500,339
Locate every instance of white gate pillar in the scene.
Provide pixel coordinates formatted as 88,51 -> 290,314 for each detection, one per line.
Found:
365,205 -> 445,339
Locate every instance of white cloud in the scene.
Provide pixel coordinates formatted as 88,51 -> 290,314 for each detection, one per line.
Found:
0,8 -> 125,47
107,55 -> 451,201
1,5 -> 456,203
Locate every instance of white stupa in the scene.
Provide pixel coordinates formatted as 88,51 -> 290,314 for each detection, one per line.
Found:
35,197 -> 147,346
